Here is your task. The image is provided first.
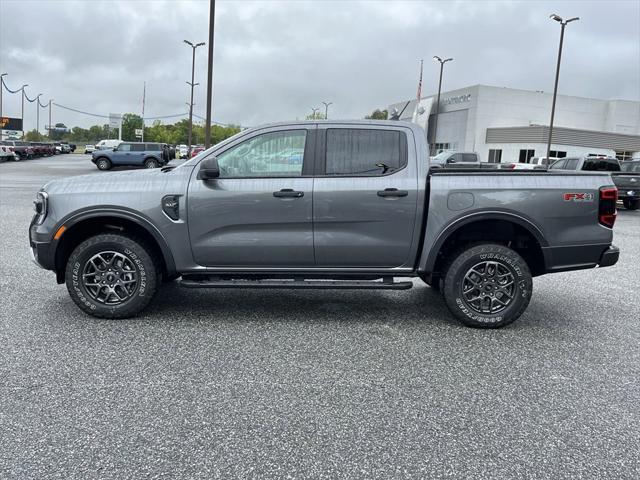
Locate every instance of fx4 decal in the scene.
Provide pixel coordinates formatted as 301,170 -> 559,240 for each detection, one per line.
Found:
563,192 -> 594,202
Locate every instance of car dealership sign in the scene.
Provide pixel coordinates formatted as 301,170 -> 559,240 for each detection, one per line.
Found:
443,94 -> 472,105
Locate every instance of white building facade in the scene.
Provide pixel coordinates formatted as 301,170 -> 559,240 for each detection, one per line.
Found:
389,85 -> 640,163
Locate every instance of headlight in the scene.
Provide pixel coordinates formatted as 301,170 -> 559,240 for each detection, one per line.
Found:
33,191 -> 48,225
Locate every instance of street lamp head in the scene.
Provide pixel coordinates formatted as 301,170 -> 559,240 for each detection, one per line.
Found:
196,42 -> 205,48
184,39 -> 194,47
433,55 -> 442,62
1,73 -> 7,77
550,13 -> 563,22
566,17 -> 579,23
444,57 -> 453,63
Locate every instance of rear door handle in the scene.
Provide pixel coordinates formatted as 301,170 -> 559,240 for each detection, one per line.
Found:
377,188 -> 408,197
273,188 -> 304,198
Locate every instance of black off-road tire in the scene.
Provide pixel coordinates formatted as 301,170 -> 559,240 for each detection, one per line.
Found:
442,243 -> 532,328
144,158 -> 159,169
96,157 -> 112,170
623,198 -> 639,210
65,233 -> 160,319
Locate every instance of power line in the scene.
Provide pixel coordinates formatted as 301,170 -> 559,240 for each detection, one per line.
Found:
0,77 -> 23,94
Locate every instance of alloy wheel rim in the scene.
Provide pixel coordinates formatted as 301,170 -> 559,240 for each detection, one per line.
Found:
461,260 -> 515,314
82,251 -> 138,305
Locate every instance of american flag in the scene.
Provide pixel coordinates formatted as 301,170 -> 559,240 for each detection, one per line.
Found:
416,59 -> 424,101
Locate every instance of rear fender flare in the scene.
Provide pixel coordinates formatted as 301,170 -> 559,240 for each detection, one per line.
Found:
421,210 -> 548,273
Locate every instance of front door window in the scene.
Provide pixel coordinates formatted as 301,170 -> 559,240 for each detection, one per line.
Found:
216,130 -> 306,177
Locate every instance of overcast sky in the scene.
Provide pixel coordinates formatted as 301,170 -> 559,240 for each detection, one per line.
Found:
1,0 -> 639,131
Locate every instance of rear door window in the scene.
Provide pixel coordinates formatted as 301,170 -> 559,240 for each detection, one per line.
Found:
582,158 -> 621,172
131,144 -> 145,152
325,128 -> 406,175
563,159 -> 579,170
462,153 -> 477,163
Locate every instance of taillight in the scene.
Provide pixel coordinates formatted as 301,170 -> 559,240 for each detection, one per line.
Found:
599,186 -> 617,228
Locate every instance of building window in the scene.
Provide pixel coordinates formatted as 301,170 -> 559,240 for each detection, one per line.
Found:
550,150 -> 567,158
616,151 -> 633,162
518,149 -> 535,163
488,149 -> 502,163
430,143 -> 450,155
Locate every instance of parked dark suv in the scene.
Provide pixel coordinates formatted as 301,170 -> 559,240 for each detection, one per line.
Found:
91,142 -> 169,170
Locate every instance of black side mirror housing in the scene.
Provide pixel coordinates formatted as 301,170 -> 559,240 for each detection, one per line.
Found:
198,157 -> 220,180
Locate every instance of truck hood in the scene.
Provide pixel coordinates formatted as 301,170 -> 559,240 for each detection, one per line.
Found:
43,168 -> 166,194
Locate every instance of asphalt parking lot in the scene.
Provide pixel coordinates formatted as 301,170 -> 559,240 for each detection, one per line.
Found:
1,154 -> 639,479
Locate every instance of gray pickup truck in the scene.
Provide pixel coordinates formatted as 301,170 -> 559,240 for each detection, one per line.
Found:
29,121 -> 619,328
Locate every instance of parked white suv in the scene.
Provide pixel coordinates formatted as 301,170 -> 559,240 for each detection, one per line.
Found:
0,143 -> 16,162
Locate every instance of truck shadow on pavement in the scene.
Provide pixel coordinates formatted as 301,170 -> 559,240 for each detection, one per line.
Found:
137,281 -> 513,329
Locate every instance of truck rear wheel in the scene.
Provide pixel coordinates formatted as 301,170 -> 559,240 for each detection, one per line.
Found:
623,198 -> 639,210
65,233 -> 160,319
442,243 -> 532,328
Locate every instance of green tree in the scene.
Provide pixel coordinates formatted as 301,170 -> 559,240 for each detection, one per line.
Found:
24,129 -> 47,141
305,111 -> 326,120
120,113 -> 144,141
365,109 -> 388,120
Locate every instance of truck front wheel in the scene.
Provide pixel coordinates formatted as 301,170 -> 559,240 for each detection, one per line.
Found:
65,233 -> 160,319
442,243 -> 532,328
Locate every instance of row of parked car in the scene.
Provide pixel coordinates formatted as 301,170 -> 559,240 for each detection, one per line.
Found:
0,140 -> 76,161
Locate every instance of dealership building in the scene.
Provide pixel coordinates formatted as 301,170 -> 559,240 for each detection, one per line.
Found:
389,85 -> 640,163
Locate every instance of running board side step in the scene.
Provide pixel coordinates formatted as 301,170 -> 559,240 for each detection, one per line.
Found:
179,277 -> 413,290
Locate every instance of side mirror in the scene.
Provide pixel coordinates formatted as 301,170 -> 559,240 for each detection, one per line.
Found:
198,156 -> 220,180
113,147 -> 118,151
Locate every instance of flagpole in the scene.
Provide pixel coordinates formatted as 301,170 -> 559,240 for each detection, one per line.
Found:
413,59 -> 424,122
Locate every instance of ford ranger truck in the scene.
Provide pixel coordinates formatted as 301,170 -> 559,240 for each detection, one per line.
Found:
29,121 -> 620,328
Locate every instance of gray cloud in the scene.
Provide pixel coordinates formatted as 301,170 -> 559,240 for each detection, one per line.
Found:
1,0 -> 638,131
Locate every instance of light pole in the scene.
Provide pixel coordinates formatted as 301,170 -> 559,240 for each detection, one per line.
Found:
48,99 -> 53,139
36,93 -> 42,139
184,39 -> 205,156
322,101 -> 332,119
432,56 -> 453,154
546,14 -> 579,160
0,73 -> 7,140
205,0 -> 216,148
20,84 -> 28,139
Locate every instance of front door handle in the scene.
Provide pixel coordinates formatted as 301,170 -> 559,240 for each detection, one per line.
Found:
273,188 -> 304,198
377,188 -> 408,197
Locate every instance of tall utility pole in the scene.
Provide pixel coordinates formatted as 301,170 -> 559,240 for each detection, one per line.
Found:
48,99 -> 53,139
205,0 -> 216,148
322,101 -> 332,119
36,94 -> 42,139
432,56 -> 453,155
0,73 -> 7,140
546,14 -> 579,160
184,39 -> 205,156
20,84 -> 28,139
